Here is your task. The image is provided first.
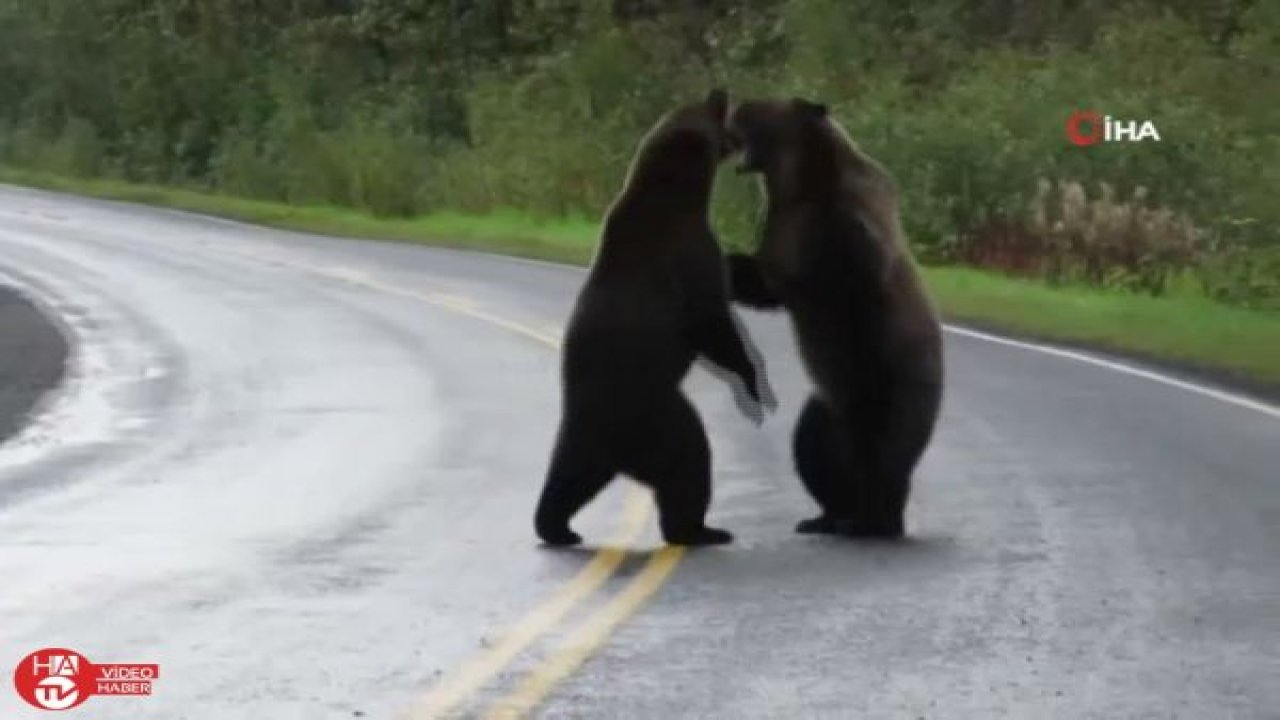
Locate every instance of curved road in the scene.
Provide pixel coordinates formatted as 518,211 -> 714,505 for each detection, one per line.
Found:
0,185 -> 1276,720
0,282 -> 67,444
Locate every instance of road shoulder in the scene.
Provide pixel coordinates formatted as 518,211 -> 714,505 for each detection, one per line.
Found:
947,315 -> 1280,406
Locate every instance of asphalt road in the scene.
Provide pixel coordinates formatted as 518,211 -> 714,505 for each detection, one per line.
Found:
0,185 -> 1276,720
0,282 -> 67,444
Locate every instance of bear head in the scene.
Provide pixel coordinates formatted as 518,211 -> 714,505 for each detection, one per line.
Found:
725,97 -> 830,177
655,87 -> 734,163
621,89 -> 735,195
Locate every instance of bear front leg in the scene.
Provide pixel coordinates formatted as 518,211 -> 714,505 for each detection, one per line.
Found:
691,310 -> 777,423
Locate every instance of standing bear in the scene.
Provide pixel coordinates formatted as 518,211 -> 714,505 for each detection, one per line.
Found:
725,97 -> 943,539
534,89 -> 774,548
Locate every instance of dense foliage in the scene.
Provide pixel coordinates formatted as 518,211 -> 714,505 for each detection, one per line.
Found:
1,0 -> 1275,307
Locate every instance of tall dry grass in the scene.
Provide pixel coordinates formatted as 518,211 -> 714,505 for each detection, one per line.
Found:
958,180 -> 1206,296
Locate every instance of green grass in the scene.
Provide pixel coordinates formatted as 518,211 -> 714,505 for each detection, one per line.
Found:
927,268 -> 1279,384
0,167 -> 601,265
3,166 -> 1277,386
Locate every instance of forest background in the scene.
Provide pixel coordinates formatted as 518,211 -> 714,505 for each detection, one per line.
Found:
1,0 -> 1276,381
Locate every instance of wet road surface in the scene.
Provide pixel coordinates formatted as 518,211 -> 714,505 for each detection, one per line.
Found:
1,185 -> 1276,719
0,282 -> 67,443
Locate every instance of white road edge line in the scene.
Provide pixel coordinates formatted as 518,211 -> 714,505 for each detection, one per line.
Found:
4,185 -> 1273,422
489,253 -> 1280,422
944,325 -> 1280,420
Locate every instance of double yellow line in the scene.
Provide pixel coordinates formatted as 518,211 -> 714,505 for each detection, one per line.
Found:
386,284 -> 686,720
233,250 -> 686,719
413,494 -> 684,720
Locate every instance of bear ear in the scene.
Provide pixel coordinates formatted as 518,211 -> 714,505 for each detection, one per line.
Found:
707,88 -> 729,122
792,98 -> 829,118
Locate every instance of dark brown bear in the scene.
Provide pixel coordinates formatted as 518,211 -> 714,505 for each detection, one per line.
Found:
534,89 -> 774,548
725,97 -> 943,538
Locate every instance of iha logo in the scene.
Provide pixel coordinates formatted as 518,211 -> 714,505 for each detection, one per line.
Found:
13,647 -> 160,712
1065,109 -> 1161,146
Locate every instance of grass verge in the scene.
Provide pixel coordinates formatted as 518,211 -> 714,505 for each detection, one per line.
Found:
0,168 -> 599,265
2,166 -> 1277,387
928,268 -> 1279,388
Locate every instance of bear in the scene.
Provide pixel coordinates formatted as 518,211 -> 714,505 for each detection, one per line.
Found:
723,97 -> 944,539
534,89 -> 775,548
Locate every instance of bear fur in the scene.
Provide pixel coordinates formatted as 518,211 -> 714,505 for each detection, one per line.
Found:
534,89 -> 774,548
725,97 -> 943,538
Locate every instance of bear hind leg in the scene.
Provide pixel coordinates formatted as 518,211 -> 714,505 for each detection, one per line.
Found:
852,382 -> 942,539
534,423 -> 614,547
627,395 -> 732,547
792,395 -> 861,535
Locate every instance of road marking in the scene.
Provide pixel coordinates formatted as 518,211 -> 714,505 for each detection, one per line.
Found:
482,546 -> 686,720
945,326 -> 1280,421
231,246 -> 1279,718
538,325 -> 565,344
417,291 -> 557,348
426,292 -> 480,310
408,491 -> 652,720
219,250 -> 676,718
472,253 -> 1280,422
317,265 -> 374,284
13,184 -> 1272,422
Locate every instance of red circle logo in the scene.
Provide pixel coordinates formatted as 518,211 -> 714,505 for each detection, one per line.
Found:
13,648 -> 93,711
1065,109 -> 1103,146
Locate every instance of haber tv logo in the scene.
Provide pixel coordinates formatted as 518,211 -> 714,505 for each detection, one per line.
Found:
1065,110 -> 1161,146
13,647 -> 160,712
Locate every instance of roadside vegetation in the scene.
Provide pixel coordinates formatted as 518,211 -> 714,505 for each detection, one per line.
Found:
4,166 -> 1275,386
0,1 -> 1276,382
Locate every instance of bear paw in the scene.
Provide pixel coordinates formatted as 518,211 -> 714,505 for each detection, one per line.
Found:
831,518 -> 905,540
794,515 -> 838,534
796,515 -> 906,539
664,526 -> 734,547
537,527 -> 584,547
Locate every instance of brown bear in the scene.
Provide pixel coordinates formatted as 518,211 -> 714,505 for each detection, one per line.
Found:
724,97 -> 943,538
534,89 -> 775,548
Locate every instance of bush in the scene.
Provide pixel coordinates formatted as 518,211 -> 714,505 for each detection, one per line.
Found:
0,0 -> 1274,308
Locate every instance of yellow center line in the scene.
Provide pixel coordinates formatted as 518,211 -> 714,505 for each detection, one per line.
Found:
408,490 -> 652,720
482,547 -> 687,720
223,249 -> 681,718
